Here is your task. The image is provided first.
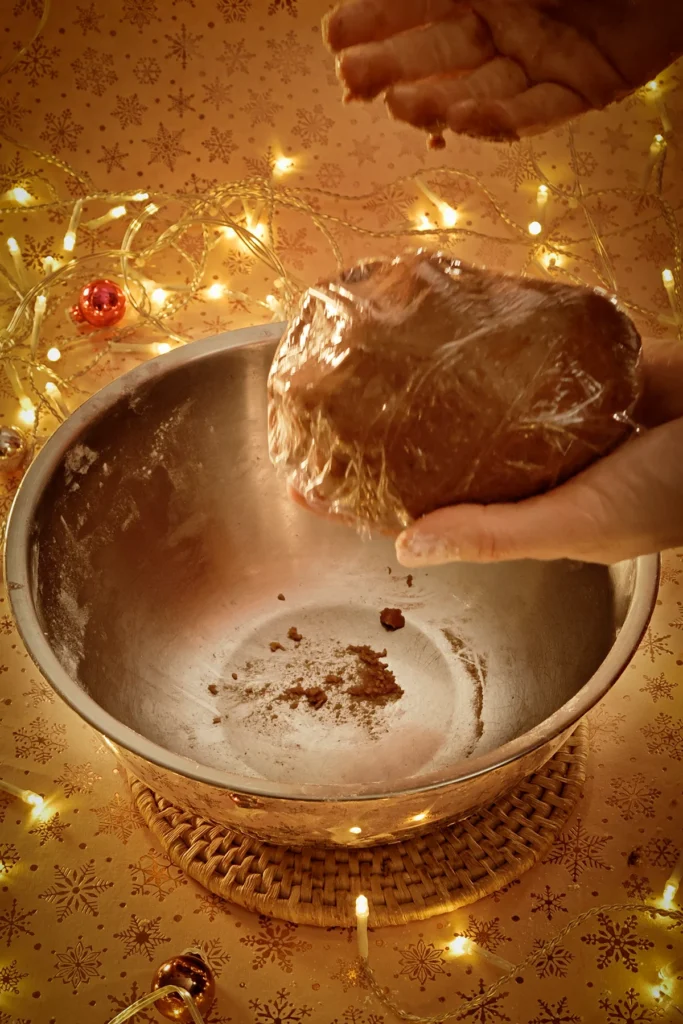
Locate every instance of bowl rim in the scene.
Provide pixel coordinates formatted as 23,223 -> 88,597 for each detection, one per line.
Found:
5,323 -> 660,802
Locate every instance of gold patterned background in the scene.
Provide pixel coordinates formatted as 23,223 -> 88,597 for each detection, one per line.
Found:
0,1 -> 683,1022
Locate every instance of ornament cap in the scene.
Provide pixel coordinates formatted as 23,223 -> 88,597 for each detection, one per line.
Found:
152,952 -> 216,1023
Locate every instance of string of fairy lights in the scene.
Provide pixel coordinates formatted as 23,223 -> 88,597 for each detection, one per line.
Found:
1,3 -> 682,1021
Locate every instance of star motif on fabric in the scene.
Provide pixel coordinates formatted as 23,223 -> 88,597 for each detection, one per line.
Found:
397,939 -> 447,990
168,87 -> 196,118
143,123 -> 190,172
547,818 -> 612,882
97,143 -> 129,174
114,913 -> 171,961
0,898 -> 36,947
28,812 -> 71,845
39,860 -> 113,921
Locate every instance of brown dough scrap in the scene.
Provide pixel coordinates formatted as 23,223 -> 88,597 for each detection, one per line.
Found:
347,644 -> 403,700
288,626 -> 303,642
380,607 -> 405,631
268,251 -> 641,532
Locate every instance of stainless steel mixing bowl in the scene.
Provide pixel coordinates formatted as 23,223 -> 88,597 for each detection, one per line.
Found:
6,323 -> 658,846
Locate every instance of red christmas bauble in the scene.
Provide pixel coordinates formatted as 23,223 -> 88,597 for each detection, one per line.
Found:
71,279 -> 126,327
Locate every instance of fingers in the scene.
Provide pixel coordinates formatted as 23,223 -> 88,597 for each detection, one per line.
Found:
395,418 -> 683,566
386,57 -> 528,129
472,1 -> 627,108
445,82 -> 587,139
324,0 -> 458,53
337,11 -> 494,101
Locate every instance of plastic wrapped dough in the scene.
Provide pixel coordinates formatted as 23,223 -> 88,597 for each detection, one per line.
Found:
267,251 -> 642,533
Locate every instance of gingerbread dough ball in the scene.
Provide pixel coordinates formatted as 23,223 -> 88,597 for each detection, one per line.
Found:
268,251 -> 641,532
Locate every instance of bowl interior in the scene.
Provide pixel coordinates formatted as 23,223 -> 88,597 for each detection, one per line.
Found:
24,338 -> 637,795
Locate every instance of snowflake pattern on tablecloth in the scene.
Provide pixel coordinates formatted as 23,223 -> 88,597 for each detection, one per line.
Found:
532,939 -> 574,979
598,987 -> 663,1022
640,630 -> 673,662
113,913 -> 171,961
129,848 -> 188,901
641,713 -> 683,760
530,886 -> 568,921
51,938 -> 103,992
546,818 -> 613,882
90,792 -> 142,844
22,677 -> 56,707
240,917 -> 312,973
642,835 -> 680,869
189,937 -> 231,977
581,913 -> 654,972
455,977 -> 511,1023
54,762 -> 102,797
529,997 -> 581,1024
0,959 -> 27,995
13,716 -> 67,764
0,844 -> 20,877
28,812 -> 70,846
249,987 -> 312,1022
458,915 -> 510,953
192,892 -> 232,921
639,673 -> 677,702
621,874 -> 654,901
605,774 -> 661,820
330,1010 -> 385,1024
105,980 -> 156,1023
396,939 -> 447,989
0,898 -> 36,948
39,861 -> 113,921
330,958 -> 369,993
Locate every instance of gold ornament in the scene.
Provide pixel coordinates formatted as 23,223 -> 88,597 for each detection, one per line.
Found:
152,952 -> 216,1023
0,425 -> 28,472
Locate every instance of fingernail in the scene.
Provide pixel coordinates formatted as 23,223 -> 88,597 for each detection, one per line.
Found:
395,531 -> 459,567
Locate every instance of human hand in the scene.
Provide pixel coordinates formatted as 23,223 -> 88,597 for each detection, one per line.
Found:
323,0 -> 683,140
395,338 -> 683,566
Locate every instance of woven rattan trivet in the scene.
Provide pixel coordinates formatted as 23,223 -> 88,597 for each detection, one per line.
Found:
130,721 -> 587,927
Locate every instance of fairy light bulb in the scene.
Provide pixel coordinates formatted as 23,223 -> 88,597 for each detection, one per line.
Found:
7,237 -> 20,256
154,342 -> 171,355
274,156 -> 294,173
131,191 -> 149,201
110,205 -> 126,219
662,268 -> 674,286
63,231 -> 76,252
449,937 -> 470,956
349,826 -> 362,835
46,347 -> 61,362
25,792 -> 44,810
18,397 -> 36,425
9,187 -> 31,204
151,287 -> 168,305
646,80 -> 660,93
528,220 -> 543,236
222,226 -> 237,240
537,184 -> 549,205
439,204 -> 458,228
206,283 -> 224,299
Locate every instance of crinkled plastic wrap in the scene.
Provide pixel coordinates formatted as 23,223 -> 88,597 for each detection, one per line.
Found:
267,251 -> 642,533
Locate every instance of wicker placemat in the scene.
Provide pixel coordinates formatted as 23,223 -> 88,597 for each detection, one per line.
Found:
130,722 -> 588,927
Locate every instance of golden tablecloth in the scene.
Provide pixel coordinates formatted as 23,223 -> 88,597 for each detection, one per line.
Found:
0,1 -> 682,1021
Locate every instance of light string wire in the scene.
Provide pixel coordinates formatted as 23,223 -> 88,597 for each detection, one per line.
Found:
360,901 -> 683,1023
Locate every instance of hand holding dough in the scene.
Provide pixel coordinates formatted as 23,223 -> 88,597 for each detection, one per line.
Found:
324,0 -> 683,139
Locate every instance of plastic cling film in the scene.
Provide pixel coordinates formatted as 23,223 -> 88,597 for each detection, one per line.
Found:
267,251 -> 642,533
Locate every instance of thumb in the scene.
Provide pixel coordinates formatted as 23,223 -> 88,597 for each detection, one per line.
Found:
395,418 -> 683,566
